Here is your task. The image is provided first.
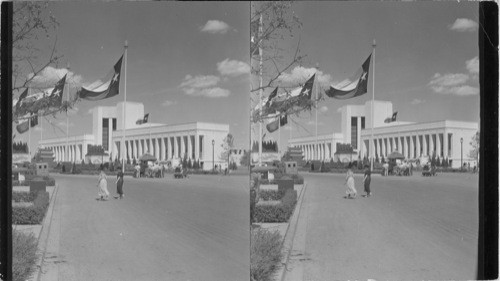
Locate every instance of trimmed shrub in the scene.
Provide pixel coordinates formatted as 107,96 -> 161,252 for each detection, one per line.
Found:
12,229 -> 38,281
12,192 -> 37,203
250,228 -> 283,281
12,191 -> 50,224
259,190 -> 286,201
254,189 -> 297,223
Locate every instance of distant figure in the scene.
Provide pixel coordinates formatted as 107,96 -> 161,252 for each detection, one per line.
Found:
383,162 -> 389,176
311,163 -> 315,171
115,170 -> 124,199
97,169 -> 109,201
344,169 -> 357,199
62,164 -> 66,173
363,166 -> 372,197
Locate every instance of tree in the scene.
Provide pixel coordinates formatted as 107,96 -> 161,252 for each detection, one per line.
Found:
240,150 -> 250,167
219,133 -> 235,165
468,131 -> 479,161
12,3 -> 81,126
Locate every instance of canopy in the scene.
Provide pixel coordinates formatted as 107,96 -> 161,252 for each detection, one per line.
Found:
139,153 -> 157,162
387,151 -> 405,159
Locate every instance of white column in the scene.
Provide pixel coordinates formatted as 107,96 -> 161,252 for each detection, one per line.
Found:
137,139 -> 142,157
416,135 -> 421,158
443,131 -> 449,159
168,137 -> 173,160
188,135 -> 193,160
160,137 -> 166,160
194,134 -> 199,160
381,138 -> 386,158
423,135 -> 428,157
410,135 -> 414,159
154,138 -> 159,160
436,133 -> 442,158
173,136 -> 178,159
429,134 -> 435,157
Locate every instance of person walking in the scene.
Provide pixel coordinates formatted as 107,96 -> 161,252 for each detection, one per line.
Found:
97,169 -> 110,201
115,170 -> 124,199
363,165 -> 372,197
344,169 -> 357,199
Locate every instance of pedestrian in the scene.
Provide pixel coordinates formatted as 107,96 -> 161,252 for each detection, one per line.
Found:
115,170 -> 124,199
383,162 -> 389,176
363,165 -> 372,197
97,169 -> 110,201
344,169 -> 357,199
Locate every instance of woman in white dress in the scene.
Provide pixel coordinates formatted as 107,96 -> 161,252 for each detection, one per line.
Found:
345,169 -> 357,199
97,169 -> 110,200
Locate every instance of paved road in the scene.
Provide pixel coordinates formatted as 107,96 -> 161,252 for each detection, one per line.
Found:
41,173 -> 249,281
286,172 -> 478,281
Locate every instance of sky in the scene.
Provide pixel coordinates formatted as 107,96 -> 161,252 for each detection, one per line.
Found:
14,2 -> 481,155
251,1 -> 480,151
14,2 -> 250,153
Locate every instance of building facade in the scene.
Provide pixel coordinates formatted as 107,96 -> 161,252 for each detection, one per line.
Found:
39,102 -> 230,170
288,100 -> 478,168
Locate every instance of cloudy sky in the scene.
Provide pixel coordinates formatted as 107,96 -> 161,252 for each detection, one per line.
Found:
253,2 -> 480,150
14,2 -> 250,153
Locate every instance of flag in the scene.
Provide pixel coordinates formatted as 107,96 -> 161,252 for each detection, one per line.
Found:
384,111 -> 398,123
15,88 -> 28,110
136,113 -> 149,125
16,120 -> 30,134
265,87 -> 278,108
30,114 -> 38,127
48,74 -> 67,107
266,117 -> 280,133
78,55 -> 123,101
325,54 -> 371,99
279,114 -> 288,126
299,74 -> 315,99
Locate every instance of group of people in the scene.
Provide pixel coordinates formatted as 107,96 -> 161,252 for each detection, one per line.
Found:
344,166 -> 371,199
97,169 -> 124,201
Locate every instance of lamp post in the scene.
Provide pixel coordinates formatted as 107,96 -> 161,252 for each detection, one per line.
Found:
212,139 -> 215,172
460,137 -> 463,171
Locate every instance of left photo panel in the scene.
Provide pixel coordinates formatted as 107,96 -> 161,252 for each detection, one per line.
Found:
9,2 -> 250,280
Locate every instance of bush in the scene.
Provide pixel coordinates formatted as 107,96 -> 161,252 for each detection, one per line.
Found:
254,189 -> 297,223
12,191 -> 50,224
259,190 -> 286,201
12,229 -> 38,281
250,228 -> 283,281
12,191 -> 37,203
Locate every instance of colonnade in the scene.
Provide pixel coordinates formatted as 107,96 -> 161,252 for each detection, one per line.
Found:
361,131 -> 452,160
295,142 -> 334,161
49,144 -> 84,162
114,134 -> 204,162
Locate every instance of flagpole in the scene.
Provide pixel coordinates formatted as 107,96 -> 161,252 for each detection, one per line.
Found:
315,65 -> 319,161
28,88 -> 31,157
278,114 -> 281,155
66,62 -> 70,162
370,39 -> 376,171
258,13 -> 263,167
122,40 -> 128,173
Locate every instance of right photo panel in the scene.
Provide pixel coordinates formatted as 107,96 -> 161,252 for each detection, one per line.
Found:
250,2 -> 480,281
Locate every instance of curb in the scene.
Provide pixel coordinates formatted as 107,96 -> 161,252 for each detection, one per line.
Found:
275,182 -> 308,281
30,183 -> 60,281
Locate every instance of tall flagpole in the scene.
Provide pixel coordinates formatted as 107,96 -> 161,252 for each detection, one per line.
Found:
258,13 -> 263,166
66,62 -> 70,162
371,39 -> 376,171
315,65 -> 319,161
122,40 -> 128,173
28,88 -> 31,157
278,115 -> 281,155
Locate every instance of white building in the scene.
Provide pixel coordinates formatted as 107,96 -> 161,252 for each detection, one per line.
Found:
39,102 -> 230,170
288,100 -> 478,168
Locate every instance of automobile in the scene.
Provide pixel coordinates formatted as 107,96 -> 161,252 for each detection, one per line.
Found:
422,164 -> 436,176
174,167 -> 187,179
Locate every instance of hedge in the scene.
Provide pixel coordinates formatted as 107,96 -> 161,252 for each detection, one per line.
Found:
13,175 -> 56,187
258,190 -> 286,201
250,228 -> 283,281
12,191 -> 50,224
12,191 -> 38,203
253,189 -> 297,223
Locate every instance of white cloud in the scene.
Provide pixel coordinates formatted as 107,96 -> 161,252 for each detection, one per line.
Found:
429,73 -> 478,96
466,56 -> 479,75
184,87 -> 230,98
217,59 -> 250,77
179,75 -> 220,89
449,18 -> 478,32
278,66 -> 334,89
28,66 -> 83,89
68,107 -> 79,116
200,20 -> 231,34
410,99 -> 426,105
319,106 -> 328,113
179,74 -> 230,98
161,100 -> 177,107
